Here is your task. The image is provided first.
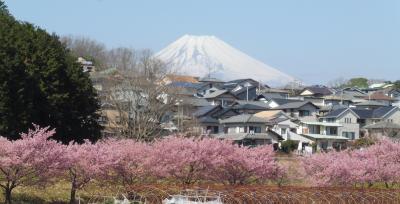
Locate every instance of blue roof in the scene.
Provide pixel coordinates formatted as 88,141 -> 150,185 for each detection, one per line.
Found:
351,106 -> 398,119
193,105 -> 220,117
322,108 -> 348,118
168,82 -> 201,89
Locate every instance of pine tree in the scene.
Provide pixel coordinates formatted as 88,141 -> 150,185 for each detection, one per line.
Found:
0,1 -> 101,143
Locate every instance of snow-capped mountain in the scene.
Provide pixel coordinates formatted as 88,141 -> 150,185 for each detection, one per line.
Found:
155,35 -> 296,86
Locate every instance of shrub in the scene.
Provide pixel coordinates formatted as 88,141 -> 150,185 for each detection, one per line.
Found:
280,140 -> 299,153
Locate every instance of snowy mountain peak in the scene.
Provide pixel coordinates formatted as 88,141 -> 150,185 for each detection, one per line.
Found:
155,35 -> 296,86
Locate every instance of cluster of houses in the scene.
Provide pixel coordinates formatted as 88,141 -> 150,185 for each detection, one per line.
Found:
165,75 -> 400,152
79,58 -> 400,152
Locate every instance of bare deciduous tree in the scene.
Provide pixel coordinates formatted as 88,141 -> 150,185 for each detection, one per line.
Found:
106,50 -> 179,141
327,77 -> 348,88
61,35 -> 108,70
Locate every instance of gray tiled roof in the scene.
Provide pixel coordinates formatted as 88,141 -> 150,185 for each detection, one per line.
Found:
351,108 -> 373,119
355,101 -> 387,107
220,114 -> 267,124
321,108 -> 349,118
197,116 -> 219,123
193,105 -> 220,117
273,101 -> 316,110
235,100 -> 270,108
181,97 -> 212,107
351,106 -> 398,119
303,86 -> 333,96
372,106 -> 397,118
233,103 -> 268,111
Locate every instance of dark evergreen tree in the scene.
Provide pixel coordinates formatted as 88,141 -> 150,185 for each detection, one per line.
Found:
0,1 -> 101,143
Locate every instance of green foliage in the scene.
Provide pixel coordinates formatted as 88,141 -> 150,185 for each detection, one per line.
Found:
347,77 -> 369,88
394,80 -> 400,89
0,2 -> 101,143
280,140 -> 299,153
349,137 -> 376,149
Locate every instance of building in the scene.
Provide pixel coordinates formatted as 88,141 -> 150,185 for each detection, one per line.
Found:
364,121 -> 400,139
272,101 -> 319,121
215,114 -> 282,146
352,106 -> 400,128
319,108 -> 360,140
299,85 -> 333,98
298,121 -> 348,151
77,57 -> 95,73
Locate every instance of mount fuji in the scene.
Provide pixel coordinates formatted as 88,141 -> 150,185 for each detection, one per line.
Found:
155,35 -> 296,86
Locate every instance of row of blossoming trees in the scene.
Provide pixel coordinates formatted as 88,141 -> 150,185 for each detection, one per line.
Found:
303,139 -> 400,188
0,126 -> 284,204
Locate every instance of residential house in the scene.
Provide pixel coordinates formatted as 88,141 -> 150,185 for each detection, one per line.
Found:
364,121 -> 400,139
352,106 -> 400,128
322,95 -> 353,107
77,57 -> 95,73
257,88 -> 290,99
224,78 -> 266,89
232,100 -> 269,114
202,89 -> 238,106
299,85 -> 333,98
354,101 -> 388,110
298,121 -> 348,151
364,91 -> 397,106
193,105 -> 239,134
263,98 -> 303,109
299,86 -> 334,106
215,114 -> 282,146
230,85 -> 258,101
272,101 -> 319,121
319,108 -> 360,140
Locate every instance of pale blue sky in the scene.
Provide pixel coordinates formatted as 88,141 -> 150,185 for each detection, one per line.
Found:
4,0 -> 400,84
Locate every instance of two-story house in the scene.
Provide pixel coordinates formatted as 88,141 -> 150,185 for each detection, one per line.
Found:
215,114 -> 282,146
319,108 -> 360,140
298,121 -> 348,151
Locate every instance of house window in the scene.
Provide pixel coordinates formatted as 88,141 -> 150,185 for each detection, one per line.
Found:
326,118 -> 335,122
238,126 -> 246,133
342,132 -> 355,140
308,125 -> 320,134
326,127 -> 338,135
387,119 -> 393,123
299,110 -> 310,117
249,126 -> 261,133
206,126 -> 219,134
281,128 -> 287,135
344,118 -> 352,123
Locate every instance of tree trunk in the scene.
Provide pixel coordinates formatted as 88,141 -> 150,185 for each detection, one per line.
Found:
385,182 -> 390,189
4,187 -> 12,204
69,185 -> 77,204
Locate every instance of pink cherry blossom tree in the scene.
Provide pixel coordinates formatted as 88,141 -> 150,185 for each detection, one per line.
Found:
146,137 -> 215,185
302,139 -> 400,188
64,140 -> 114,204
0,126 -> 64,204
146,137 -> 284,185
208,144 -> 283,185
102,139 -> 151,187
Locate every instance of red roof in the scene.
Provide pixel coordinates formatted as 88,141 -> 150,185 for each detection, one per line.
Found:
365,91 -> 397,101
